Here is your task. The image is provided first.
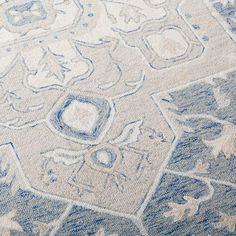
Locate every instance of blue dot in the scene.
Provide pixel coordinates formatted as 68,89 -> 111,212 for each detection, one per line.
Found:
202,35 -> 209,41
192,24 -> 200,30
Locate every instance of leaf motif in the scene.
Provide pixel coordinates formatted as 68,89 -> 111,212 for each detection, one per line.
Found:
33,219 -> 57,235
94,228 -> 105,236
93,227 -> 118,236
203,122 -> 236,159
41,148 -> 86,166
213,212 -> 236,232
0,209 -> 23,232
39,47 -> 71,82
213,87 -> 230,108
189,160 -> 209,174
163,196 -> 199,222
110,120 -> 143,146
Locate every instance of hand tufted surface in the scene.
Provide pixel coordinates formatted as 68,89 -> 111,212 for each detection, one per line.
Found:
0,0 -> 236,235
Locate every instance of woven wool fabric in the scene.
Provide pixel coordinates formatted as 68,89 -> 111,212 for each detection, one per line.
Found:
0,0 -> 236,235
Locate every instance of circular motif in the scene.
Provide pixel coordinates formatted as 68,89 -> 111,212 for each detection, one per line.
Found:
85,144 -> 122,173
90,147 -> 117,169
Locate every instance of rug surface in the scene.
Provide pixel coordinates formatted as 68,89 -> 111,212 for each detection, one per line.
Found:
0,0 -> 236,235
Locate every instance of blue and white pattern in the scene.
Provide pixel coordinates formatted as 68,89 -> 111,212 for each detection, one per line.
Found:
151,69 -> 236,235
0,0 -> 236,235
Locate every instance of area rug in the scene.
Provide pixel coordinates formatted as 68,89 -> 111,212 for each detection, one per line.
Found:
0,0 -> 236,235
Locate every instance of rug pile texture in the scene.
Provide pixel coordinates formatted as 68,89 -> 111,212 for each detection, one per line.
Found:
0,0 -> 236,235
